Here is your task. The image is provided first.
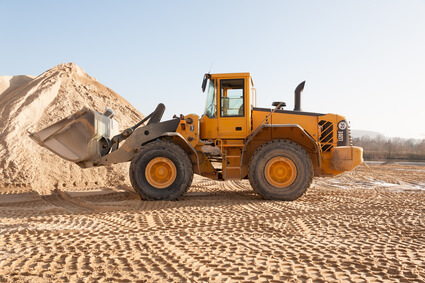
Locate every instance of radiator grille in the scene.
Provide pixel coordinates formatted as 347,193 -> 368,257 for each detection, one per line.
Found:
319,120 -> 333,152
347,122 -> 353,146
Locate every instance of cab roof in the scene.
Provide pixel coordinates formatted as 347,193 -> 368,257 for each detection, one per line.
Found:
209,72 -> 251,79
208,72 -> 254,86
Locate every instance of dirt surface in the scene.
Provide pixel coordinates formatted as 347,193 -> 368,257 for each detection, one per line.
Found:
0,164 -> 424,282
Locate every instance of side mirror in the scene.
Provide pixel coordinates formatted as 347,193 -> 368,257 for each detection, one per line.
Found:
201,74 -> 210,93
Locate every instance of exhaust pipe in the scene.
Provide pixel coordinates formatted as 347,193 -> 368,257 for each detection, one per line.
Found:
294,81 -> 305,111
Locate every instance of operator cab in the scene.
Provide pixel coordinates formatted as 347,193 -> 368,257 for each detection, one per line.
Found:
200,73 -> 253,140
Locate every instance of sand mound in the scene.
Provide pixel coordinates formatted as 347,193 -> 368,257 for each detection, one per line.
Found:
0,63 -> 144,194
0,75 -> 35,95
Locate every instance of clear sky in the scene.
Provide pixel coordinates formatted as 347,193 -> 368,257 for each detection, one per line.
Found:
1,0 -> 424,139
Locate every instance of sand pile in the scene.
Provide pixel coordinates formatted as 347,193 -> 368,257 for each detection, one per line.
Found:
0,63 -> 144,194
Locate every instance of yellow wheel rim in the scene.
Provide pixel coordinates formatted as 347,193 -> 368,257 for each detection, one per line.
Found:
265,157 -> 297,188
145,157 -> 177,189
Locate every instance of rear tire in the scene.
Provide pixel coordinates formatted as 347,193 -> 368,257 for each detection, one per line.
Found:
248,140 -> 313,201
130,140 -> 193,200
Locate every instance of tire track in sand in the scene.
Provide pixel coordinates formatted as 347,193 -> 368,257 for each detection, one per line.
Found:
41,189 -> 95,214
0,164 -> 425,281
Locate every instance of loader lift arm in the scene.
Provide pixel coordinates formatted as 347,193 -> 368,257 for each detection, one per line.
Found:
110,103 -> 166,152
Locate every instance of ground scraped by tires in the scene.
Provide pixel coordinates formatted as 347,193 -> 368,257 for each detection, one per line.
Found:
0,164 -> 424,281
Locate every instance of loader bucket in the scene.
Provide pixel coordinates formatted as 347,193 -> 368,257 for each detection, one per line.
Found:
30,108 -> 119,163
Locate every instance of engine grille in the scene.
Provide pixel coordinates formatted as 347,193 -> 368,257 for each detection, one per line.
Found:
347,122 -> 353,146
319,120 -> 333,152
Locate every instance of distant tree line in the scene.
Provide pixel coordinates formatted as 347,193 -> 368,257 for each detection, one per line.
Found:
353,136 -> 425,161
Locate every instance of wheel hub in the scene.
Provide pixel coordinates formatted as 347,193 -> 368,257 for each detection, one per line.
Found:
145,157 -> 177,189
264,157 -> 297,188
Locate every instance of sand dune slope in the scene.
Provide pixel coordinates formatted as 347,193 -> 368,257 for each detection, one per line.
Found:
0,63 -> 144,194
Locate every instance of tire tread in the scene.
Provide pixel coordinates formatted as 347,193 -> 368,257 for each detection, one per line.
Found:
248,140 -> 313,200
129,140 -> 193,201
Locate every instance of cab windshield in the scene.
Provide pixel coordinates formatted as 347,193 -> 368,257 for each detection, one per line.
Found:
204,79 -> 216,118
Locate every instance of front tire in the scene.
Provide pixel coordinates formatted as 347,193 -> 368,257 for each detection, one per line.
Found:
130,140 -> 193,200
248,140 -> 313,201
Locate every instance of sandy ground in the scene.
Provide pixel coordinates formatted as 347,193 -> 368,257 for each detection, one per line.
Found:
0,164 -> 424,282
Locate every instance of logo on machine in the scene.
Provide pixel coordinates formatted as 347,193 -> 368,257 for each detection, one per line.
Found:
337,131 -> 344,142
337,120 -> 348,143
338,121 -> 347,130
190,125 -> 195,132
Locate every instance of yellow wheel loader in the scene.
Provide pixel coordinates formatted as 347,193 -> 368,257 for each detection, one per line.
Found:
30,73 -> 363,201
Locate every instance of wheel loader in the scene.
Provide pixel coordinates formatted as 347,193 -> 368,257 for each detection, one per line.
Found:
30,72 -> 363,201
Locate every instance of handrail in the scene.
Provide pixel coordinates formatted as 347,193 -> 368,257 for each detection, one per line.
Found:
215,139 -> 223,155
244,102 -> 283,143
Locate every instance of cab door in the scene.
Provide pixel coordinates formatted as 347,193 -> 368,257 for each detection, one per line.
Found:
217,78 -> 248,139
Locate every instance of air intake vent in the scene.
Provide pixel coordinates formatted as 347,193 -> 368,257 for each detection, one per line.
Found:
319,120 -> 333,152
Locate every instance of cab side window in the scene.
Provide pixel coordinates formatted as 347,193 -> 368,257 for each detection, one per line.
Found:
220,79 -> 244,117
205,79 -> 217,118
